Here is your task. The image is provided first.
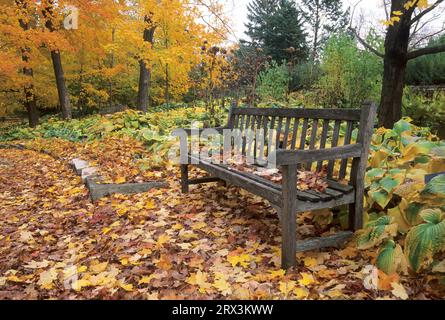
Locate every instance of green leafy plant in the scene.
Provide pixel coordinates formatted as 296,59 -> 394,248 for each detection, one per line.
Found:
359,118 -> 445,274
256,61 -> 290,102
317,32 -> 383,108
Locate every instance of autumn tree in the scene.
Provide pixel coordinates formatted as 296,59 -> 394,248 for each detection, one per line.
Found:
351,0 -> 445,128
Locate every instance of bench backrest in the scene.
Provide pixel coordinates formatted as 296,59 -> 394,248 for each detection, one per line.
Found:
226,103 -> 377,184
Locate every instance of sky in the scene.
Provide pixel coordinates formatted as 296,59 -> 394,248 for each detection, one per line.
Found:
221,0 -> 388,43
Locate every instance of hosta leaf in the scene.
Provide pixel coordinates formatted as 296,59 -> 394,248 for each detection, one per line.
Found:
421,174 -> 445,198
393,119 -> 413,136
370,189 -> 391,209
380,176 -> 401,193
366,168 -> 385,182
405,202 -> 423,225
370,150 -> 389,168
405,209 -> 445,272
388,205 -> 410,233
376,240 -> 407,275
356,216 -> 398,250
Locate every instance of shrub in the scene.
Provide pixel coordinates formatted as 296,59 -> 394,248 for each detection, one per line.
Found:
402,87 -> 445,138
317,33 -> 383,108
256,61 -> 290,102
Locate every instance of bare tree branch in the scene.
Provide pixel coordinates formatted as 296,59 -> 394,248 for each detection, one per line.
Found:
411,27 -> 445,48
349,27 -> 385,58
410,0 -> 444,25
407,43 -> 445,59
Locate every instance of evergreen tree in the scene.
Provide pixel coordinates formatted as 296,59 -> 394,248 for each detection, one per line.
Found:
300,0 -> 350,61
244,0 -> 308,63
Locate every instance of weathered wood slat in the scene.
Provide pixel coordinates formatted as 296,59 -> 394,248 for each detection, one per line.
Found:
299,118 -> 308,150
258,116 -> 268,162
306,119 -> 319,169
339,121 -> 354,180
282,164 -> 297,268
296,231 -> 353,252
188,177 -> 222,185
296,190 -> 322,202
327,120 -> 341,178
304,189 -> 333,202
276,117 -> 284,148
326,179 -> 354,193
268,116 -> 277,157
290,118 -> 300,149
232,107 -> 362,121
323,188 -> 344,199
317,119 -> 330,171
349,102 -> 378,230
295,191 -> 355,212
191,156 -> 283,206
275,143 -> 363,166
283,117 -> 291,148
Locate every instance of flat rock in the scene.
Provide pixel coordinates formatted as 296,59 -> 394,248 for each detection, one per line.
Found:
86,177 -> 168,201
81,167 -> 98,182
71,158 -> 89,174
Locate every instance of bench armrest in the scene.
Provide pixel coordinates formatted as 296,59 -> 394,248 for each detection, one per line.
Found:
275,143 -> 363,166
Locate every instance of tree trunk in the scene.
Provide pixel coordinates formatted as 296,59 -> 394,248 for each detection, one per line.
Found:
51,50 -> 72,119
24,80 -> 39,127
136,17 -> 156,112
21,49 -> 39,127
378,56 -> 407,128
378,0 -> 412,128
16,0 -> 38,127
165,64 -> 169,105
109,28 -> 115,110
43,0 -> 72,119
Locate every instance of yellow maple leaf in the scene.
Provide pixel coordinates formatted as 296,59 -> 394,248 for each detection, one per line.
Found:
120,282 -> 134,292
298,272 -> 316,286
145,200 -> 156,209
294,286 -> 310,299
37,268 -> 58,289
156,254 -> 173,270
115,176 -> 126,184
138,275 -> 155,285
227,253 -> 251,268
269,269 -> 286,279
213,272 -> 232,296
303,257 -> 318,268
72,279 -> 92,291
156,234 -> 170,248
89,261 -> 108,273
279,280 -> 296,296
187,270 -> 212,293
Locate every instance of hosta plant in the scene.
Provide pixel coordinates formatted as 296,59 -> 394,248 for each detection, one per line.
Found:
358,118 -> 445,275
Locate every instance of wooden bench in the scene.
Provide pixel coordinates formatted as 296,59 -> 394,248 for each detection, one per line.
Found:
179,103 -> 377,268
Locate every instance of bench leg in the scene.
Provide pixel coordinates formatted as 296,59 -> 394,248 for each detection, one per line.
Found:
281,165 -> 297,269
349,187 -> 364,231
180,164 -> 189,193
